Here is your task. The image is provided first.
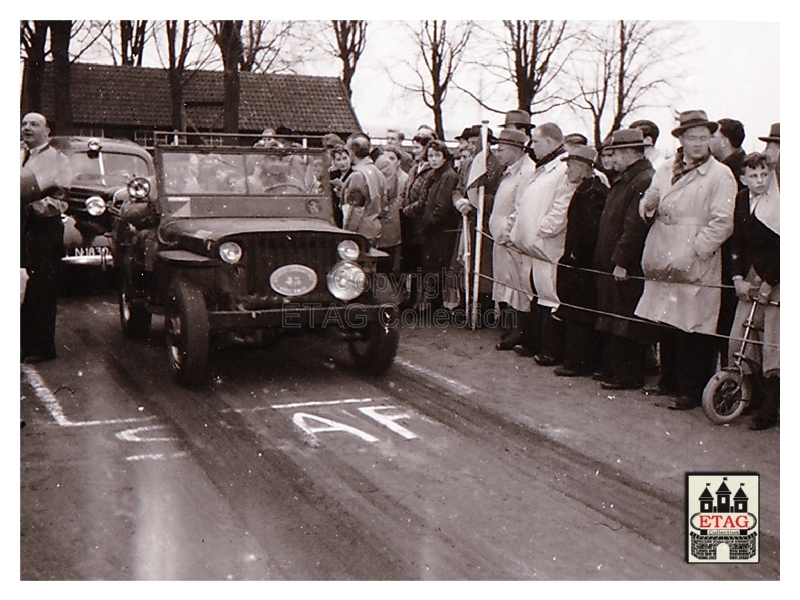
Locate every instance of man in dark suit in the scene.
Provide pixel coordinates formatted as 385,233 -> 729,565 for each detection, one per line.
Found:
711,118 -> 747,361
553,146 -> 608,376
20,112 -> 72,363
592,129 -> 656,390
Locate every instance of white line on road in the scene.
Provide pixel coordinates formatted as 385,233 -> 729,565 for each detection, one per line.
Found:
269,397 -> 379,410
395,358 -> 476,395
116,425 -> 180,443
21,364 -> 157,428
126,451 -> 188,462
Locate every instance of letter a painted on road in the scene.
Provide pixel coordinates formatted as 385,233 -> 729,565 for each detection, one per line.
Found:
292,412 -> 378,443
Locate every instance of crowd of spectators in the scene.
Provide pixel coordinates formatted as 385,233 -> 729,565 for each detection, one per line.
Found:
321,111 -> 780,430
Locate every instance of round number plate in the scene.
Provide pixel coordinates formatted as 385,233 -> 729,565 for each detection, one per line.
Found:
269,264 -> 318,297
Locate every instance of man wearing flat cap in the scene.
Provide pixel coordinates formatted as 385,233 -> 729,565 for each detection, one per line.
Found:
553,146 -> 609,377
592,128 -> 656,389
635,110 -> 736,410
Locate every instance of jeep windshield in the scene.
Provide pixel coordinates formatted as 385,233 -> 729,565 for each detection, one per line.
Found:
161,150 -> 327,197
68,150 -> 152,187
156,146 -> 334,222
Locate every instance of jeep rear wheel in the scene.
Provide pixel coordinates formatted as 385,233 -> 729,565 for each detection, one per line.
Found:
349,314 -> 399,375
165,279 -> 209,387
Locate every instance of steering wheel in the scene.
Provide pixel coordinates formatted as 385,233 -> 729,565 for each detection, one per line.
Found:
262,182 -> 306,194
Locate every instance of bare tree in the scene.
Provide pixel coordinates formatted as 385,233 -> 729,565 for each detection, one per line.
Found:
239,20 -> 294,73
209,20 -> 244,134
164,21 -> 195,132
120,21 -> 149,66
404,20 -> 472,139
328,21 -> 368,98
462,20 -> 575,117
566,20 -> 684,147
20,21 -> 49,114
149,21 -> 218,132
48,20 -> 74,134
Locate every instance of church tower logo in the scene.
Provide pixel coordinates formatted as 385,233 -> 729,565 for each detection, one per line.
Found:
686,473 -> 759,563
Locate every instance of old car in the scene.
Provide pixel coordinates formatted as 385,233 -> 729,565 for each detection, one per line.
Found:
50,136 -> 155,271
115,136 -> 401,386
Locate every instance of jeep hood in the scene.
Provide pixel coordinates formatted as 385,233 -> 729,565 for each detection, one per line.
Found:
159,217 -> 353,245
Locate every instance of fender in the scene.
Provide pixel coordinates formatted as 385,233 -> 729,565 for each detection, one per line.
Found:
157,249 -> 215,267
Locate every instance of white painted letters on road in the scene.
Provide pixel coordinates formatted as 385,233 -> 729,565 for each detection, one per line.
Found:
292,413 -> 378,443
358,406 -> 418,440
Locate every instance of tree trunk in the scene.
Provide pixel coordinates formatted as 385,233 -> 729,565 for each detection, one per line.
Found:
20,21 -> 48,115
48,20 -> 73,135
216,20 -> 243,135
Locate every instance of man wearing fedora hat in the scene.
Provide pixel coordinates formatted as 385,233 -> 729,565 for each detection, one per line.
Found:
552,146 -> 609,376
759,122 -> 780,184
592,128 -> 657,389
452,125 -> 505,317
500,109 -> 535,136
635,110 -> 736,410
488,128 -> 537,349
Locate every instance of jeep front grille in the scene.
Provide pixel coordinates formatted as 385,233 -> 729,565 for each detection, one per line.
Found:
240,232 -> 340,300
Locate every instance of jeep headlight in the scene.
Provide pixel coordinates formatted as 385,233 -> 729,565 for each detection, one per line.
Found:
327,261 -> 366,301
337,239 -> 360,261
219,241 -> 243,264
85,195 -> 106,216
127,177 -> 151,199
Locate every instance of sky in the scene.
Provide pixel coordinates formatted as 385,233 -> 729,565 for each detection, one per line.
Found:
341,20 -> 779,156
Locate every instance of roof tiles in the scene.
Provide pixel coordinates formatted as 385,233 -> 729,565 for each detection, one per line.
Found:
39,62 -> 361,134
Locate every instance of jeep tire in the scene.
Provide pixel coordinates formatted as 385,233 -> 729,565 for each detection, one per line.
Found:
166,278 -> 209,387
348,315 -> 399,375
119,275 -> 152,340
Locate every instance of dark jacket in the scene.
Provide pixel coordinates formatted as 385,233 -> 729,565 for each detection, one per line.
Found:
717,148 -> 747,334
593,157 -> 656,340
730,188 -> 780,286
556,176 -> 609,323
418,162 -> 459,272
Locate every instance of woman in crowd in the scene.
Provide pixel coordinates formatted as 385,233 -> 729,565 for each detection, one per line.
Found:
403,140 -> 460,312
329,144 -> 353,228
400,131 -> 436,306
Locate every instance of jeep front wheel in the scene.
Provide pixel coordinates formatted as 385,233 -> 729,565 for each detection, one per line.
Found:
119,276 -> 151,340
348,314 -> 399,375
165,279 -> 209,386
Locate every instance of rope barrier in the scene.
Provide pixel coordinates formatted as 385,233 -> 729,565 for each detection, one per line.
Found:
464,269 -> 780,349
413,203 -> 778,349
473,227 -> 741,291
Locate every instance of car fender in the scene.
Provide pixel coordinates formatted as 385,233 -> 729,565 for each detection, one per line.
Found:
157,249 -> 215,267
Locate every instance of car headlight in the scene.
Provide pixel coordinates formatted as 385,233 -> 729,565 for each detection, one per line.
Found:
87,138 -> 102,152
327,261 -> 366,301
219,241 -> 243,264
85,195 -> 106,216
127,177 -> 151,199
337,239 -> 360,261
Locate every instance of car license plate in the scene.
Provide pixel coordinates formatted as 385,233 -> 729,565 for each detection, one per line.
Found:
72,246 -> 112,258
